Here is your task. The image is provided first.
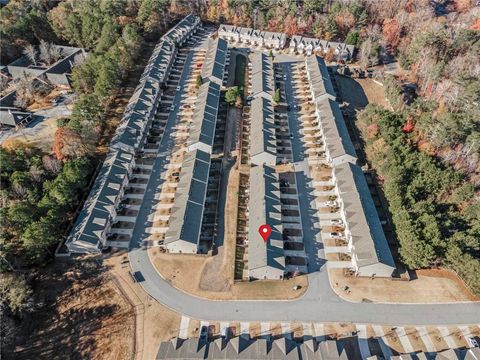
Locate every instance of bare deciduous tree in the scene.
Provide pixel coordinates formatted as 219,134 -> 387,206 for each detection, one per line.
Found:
23,44 -> 37,66
42,155 -> 62,174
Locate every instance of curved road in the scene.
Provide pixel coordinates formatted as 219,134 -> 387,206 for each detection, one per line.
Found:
129,246 -> 480,326
127,40 -> 480,327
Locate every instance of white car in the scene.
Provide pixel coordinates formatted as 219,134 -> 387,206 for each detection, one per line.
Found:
176,86 -> 181,91
325,201 -> 338,207
330,219 -> 343,226
170,104 -> 175,111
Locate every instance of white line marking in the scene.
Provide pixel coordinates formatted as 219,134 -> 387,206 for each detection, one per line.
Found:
179,315 -> 190,339
356,324 -> 371,359
416,326 -> 436,353
438,326 -> 457,349
372,325 -> 393,360
396,327 -> 414,354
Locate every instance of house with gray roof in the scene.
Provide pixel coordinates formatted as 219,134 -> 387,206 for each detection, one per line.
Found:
305,55 -> 336,103
163,14 -> 201,46
250,97 -> 277,166
66,150 -> 135,253
187,81 -> 221,154
218,24 -> 286,49
248,165 -> 284,280
250,51 -> 274,101
65,14 -> 200,254
290,36 -> 355,61
6,45 -> 86,86
315,98 -> 357,166
332,162 -> 395,277
156,336 -> 347,359
0,90 -> 32,129
164,149 -> 211,254
201,38 -> 228,85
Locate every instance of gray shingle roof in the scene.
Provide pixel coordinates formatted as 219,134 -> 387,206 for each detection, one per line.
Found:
165,149 -> 211,247
66,150 -> 133,253
251,52 -> 274,99
316,98 -> 357,163
250,97 -> 276,161
189,81 -> 221,152
247,165 -> 284,277
334,162 -> 395,271
305,55 -> 336,102
156,336 -> 348,359
201,38 -> 228,84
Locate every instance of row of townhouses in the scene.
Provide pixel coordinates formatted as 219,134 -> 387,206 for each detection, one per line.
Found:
0,45 -> 86,129
156,334 -> 480,360
162,37 -> 228,254
305,55 -> 395,277
218,24 -> 287,49
65,15 -> 202,254
246,51 -> 285,280
290,35 -> 355,60
218,24 -> 354,61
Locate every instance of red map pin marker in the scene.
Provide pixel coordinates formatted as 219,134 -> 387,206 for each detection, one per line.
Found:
258,224 -> 272,243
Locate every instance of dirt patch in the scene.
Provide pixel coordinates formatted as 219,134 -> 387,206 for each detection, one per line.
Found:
104,251 -> 181,360
329,268 -> 478,303
6,257 -> 135,360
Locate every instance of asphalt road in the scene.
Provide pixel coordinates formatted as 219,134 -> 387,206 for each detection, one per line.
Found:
128,50 -> 480,327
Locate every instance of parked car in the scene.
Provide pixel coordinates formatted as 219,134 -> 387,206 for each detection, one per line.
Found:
468,337 -> 479,348
330,219 -> 343,226
330,232 -> 344,239
325,201 -> 338,207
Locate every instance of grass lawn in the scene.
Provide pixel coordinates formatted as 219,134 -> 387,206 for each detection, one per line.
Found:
234,53 -> 246,89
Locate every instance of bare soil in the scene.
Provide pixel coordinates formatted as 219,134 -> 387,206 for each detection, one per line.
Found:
5,257 -> 135,360
329,268 -> 478,303
104,251 -> 181,360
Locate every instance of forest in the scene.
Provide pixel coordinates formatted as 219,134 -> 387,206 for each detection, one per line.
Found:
0,0 -> 479,326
